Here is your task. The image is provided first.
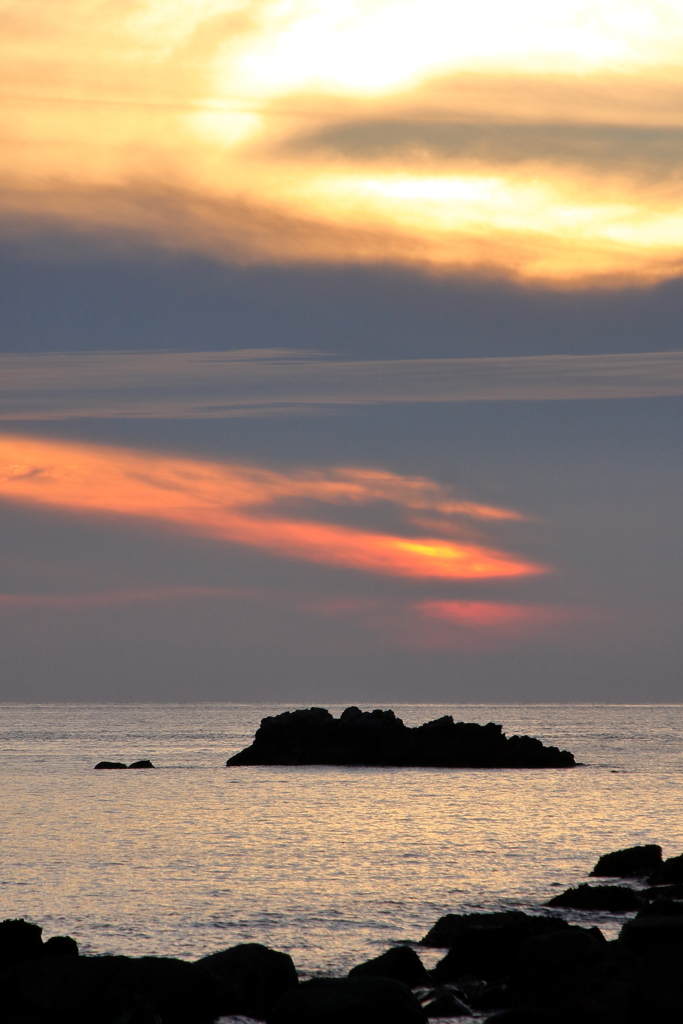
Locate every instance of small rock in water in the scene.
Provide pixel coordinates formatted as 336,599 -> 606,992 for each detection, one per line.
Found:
94,760 -> 155,769
546,883 -> 642,912
590,844 -> 662,878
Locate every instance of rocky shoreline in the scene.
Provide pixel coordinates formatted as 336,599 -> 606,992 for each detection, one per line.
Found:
3,843 -> 683,1023
226,707 -> 576,769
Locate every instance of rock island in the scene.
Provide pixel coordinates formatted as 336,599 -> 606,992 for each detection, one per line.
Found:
226,707 -> 576,768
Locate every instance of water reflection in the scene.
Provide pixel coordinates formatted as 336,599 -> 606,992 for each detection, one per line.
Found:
1,703 -> 681,975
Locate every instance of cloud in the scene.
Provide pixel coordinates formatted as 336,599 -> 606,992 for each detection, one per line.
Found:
416,599 -> 567,628
406,600 -> 591,649
3,1 -> 683,283
0,434 -> 542,581
306,595 -> 586,650
2,350 -> 683,420
0,587 -> 580,647
0,586 -> 588,653
286,120 -> 683,179
0,586 -> 250,609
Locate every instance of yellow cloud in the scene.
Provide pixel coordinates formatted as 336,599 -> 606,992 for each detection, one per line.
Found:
3,0 -> 683,283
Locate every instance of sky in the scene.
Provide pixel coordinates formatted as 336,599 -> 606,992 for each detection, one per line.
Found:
1,0 -> 682,702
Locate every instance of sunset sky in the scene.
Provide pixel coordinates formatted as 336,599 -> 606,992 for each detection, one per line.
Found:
2,0 -> 682,701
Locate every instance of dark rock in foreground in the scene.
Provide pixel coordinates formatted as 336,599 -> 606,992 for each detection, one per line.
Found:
226,707 -> 576,768
637,898 -> 683,918
43,935 -> 79,957
642,882 -> 683,900
422,986 -> 473,1017
197,942 -> 298,1019
0,918 -> 80,978
267,976 -> 427,1024
423,912 -> 569,983
619,914 -> 683,954
648,851 -> 683,885
505,925 -> 612,1023
421,910 -> 567,948
0,919 -> 45,972
417,896 -> 683,1021
94,760 -> 155,769
0,926 -> 303,1023
0,953 -> 226,1024
546,884 -> 642,912
348,946 -> 432,988
590,844 -> 662,878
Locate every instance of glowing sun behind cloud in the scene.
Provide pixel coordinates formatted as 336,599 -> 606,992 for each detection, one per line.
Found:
3,0 -> 683,282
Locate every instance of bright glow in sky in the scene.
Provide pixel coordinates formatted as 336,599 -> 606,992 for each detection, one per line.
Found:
214,0 -> 683,98
3,0 -> 683,281
0,436 -> 543,581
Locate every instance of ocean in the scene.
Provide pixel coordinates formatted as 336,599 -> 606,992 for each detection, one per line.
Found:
2,703 -> 682,1015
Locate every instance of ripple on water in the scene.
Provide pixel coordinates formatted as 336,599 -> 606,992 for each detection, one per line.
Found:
0,703 -> 681,972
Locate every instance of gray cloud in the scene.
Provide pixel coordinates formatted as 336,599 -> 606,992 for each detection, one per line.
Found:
2,349 -> 683,419
285,120 -> 683,176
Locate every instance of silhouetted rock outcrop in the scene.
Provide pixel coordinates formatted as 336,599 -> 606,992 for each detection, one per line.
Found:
547,884 -> 642,912
226,707 -> 576,768
197,942 -> 298,1019
267,976 -> 427,1024
348,946 -> 432,988
590,844 -> 662,878
128,760 -> 155,769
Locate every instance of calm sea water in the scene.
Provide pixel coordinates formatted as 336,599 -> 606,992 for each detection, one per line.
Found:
2,703 -> 682,995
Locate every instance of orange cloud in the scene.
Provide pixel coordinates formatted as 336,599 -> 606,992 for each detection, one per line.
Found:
0,434 -> 543,580
405,599 -> 596,649
298,595 -> 585,649
3,1 -> 683,283
416,600 -> 566,629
